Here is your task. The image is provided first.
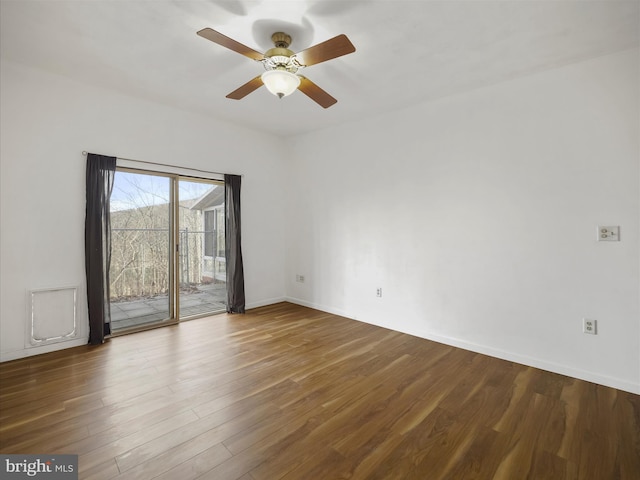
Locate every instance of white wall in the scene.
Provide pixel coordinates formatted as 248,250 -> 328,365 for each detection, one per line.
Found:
285,49 -> 640,394
2,49 -> 638,394
0,60 -> 288,361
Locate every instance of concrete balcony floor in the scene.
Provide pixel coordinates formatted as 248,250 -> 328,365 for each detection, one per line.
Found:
110,283 -> 226,331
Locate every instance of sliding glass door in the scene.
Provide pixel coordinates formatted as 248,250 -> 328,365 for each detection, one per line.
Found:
108,169 -> 226,332
177,179 -> 227,318
109,171 -> 172,330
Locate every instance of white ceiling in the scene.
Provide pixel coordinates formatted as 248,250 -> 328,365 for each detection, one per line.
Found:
1,0 -> 638,137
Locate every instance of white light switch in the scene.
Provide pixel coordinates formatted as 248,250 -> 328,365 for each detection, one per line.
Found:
597,226 -> 620,242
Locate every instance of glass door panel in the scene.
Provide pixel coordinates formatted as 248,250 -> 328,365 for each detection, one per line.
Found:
178,179 -> 227,318
109,170 -> 172,331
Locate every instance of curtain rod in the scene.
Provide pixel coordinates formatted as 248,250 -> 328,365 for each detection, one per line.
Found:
82,151 -> 241,178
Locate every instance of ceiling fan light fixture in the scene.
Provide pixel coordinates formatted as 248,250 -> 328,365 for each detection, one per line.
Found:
261,70 -> 300,98
197,27 -> 355,107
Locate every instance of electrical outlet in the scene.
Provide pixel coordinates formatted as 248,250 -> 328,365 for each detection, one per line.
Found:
296,275 -> 305,283
583,318 -> 597,335
376,288 -> 382,298
597,226 -> 620,241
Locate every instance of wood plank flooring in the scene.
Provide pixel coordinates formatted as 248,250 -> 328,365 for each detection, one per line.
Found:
1,302 -> 639,479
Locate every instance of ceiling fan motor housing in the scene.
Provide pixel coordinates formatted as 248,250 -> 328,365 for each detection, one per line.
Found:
264,32 -> 298,73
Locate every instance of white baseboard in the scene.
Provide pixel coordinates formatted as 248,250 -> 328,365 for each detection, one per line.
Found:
284,297 -> 640,395
1,337 -> 89,363
5,299 -> 638,394
246,296 -> 287,310
410,328 -> 640,395
284,296 -> 353,319
0,297 -> 289,362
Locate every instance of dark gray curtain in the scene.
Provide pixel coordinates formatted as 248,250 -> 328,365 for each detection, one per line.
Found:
224,174 -> 245,313
85,153 -> 116,344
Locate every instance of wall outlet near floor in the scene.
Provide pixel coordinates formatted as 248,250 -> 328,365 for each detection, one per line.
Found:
296,275 -> 305,283
376,287 -> 382,298
583,318 -> 597,335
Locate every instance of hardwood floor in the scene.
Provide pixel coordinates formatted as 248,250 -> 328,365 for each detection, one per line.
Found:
1,302 -> 639,479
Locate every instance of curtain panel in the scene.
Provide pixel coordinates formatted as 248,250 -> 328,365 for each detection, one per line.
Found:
224,174 -> 246,313
85,153 -> 116,344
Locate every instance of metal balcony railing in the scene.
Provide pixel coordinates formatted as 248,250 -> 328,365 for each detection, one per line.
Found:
109,227 -> 225,300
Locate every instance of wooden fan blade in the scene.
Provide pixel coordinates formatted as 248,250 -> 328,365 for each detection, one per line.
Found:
298,77 -> 337,108
197,28 -> 264,61
294,34 -> 355,67
226,76 -> 264,100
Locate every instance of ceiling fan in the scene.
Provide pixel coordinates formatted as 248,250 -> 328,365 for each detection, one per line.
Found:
197,28 -> 356,108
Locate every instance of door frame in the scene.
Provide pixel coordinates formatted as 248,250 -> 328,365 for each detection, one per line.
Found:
109,167 -> 224,335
